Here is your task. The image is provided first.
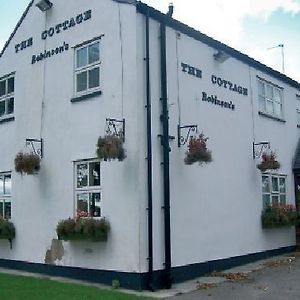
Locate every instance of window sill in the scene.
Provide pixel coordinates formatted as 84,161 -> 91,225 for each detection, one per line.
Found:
71,90 -> 102,103
0,116 -> 15,124
258,111 -> 286,123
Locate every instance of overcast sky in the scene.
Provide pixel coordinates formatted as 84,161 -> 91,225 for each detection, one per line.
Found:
1,0 -> 300,81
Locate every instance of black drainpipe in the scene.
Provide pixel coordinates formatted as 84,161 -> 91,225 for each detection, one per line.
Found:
145,11 -> 154,291
160,14 -> 172,289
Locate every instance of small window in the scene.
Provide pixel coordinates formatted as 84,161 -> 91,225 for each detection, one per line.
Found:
257,78 -> 283,119
262,174 -> 286,208
74,41 -> 100,96
0,173 -> 12,219
75,160 -> 101,218
0,74 -> 15,120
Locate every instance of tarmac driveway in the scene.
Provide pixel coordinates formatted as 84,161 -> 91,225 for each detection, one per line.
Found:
165,253 -> 300,300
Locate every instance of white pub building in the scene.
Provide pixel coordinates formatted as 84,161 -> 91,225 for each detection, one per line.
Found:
0,0 -> 300,290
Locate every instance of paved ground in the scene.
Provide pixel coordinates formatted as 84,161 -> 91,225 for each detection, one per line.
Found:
162,253 -> 300,300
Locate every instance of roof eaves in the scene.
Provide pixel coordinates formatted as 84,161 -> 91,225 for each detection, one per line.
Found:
0,0 -> 34,58
136,2 -> 300,90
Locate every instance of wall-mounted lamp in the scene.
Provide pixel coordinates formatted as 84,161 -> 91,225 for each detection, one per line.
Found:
36,0 -> 53,12
214,50 -> 230,63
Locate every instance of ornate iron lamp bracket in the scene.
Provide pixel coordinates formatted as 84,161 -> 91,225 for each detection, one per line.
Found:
253,142 -> 270,159
177,124 -> 198,147
105,118 -> 125,141
26,138 -> 43,158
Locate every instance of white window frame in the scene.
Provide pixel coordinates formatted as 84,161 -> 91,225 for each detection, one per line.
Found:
0,172 -> 12,219
0,74 -> 15,121
258,78 -> 284,119
74,40 -> 101,97
74,159 -> 102,218
262,174 -> 287,209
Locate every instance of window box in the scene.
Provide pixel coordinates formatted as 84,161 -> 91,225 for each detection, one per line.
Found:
0,218 -> 15,241
184,133 -> 212,165
257,151 -> 280,172
56,217 -> 110,242
96,135 -> 126,162
261,204 -> 299,228
15,152 -> 41,175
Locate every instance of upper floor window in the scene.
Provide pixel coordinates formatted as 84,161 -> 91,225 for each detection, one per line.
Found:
0,173 -> 12,219
258,78 -> 283,118
0,74 -> 14,120
75,41 -> 100,96
75,160 -> 101,218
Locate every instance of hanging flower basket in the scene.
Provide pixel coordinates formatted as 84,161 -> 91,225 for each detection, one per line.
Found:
56,216 -> 110,242
257,151 -> 280,172
262,204 -> 300,228
0,218 -> 15,241
184,133 -> 212,165
96,135 -> 126,161
15,152 -> 41,175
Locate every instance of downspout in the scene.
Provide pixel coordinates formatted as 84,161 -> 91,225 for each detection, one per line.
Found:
160,7 -> 173,289
145,11 -> 154,291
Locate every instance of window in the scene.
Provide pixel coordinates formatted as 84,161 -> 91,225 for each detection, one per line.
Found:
75,160 -> 101,218
75,41 -> 100,96
0,173 -> 12,219
262,174 -> 286,208
258,78 -> 283,118
0,74 -> 14,120
296,95 -> 300,127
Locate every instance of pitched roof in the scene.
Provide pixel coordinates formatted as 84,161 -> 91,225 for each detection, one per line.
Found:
0,0 -> 34,58
136,2 -> 300,91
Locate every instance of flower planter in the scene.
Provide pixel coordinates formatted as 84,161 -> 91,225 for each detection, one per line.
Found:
261,204 -> 299,228
0,219 -> 15,241
56,217 -> 110,242
15,152 -> 41,175
96,135 -> 126,161
184,133 -> 212,165
257,151 -> 280,172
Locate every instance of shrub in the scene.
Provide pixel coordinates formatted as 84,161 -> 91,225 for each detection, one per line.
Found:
56,217 -> 110,242
96,135 -> 126,162
257,151 -> 280,172
0,218 -> 15,241
184,133 -> 212,165
15,152 -> 41,175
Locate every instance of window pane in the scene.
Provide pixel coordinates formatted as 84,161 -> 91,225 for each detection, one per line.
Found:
88,42 -> 99,64
77,163 -> 88,188
76,71 -> 87,92
77,193 -> 89,215
274,89 -> 281,103
4,201 -> 11,219
7,77 -> 14,94
280,195 -> 286,205
266,100 -> 274,114
88,67 -> 100,89
259,96 -> 265,111
76,47 -> 88,68
0,177 -> 3,195
272,195 -> 279,206
274,102 -> 282,117
258,81 -> 264,96
4,175 -> 11,195
262,176 -> 270,193
0,81 -> 5,97
263,194 -> 271,208
272,177 -> 279,192
89,162 -> 100,186
266,84 -> 273,99
90,193 -> 101,217
0,101 -> 5,117
7,98 -> 14,115
279,178 -> 286,193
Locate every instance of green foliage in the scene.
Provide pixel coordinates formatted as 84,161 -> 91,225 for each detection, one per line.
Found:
262,204 -> 299,228
56,217 -> 110,242
15,152 -> 41,175
96,135 -> 126,162
0,218 -> 15,240
112,279 -> 121,289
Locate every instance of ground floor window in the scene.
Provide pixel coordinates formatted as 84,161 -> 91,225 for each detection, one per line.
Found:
75,160 -> 101,218
262,174 -> 286,208
0,173 -> 11,219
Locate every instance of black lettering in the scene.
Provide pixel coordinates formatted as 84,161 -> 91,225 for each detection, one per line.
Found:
233,84 -> 238,92
15,44 -> 20,53
237,86 -> 243,94
228,82 -> 233,90
55,47 -> 59,54
76,14 -> 83,24
202,92 -> 207,101
223,80 -> 228,89
64,43 -> 69,50
27,38 -> 33,47
181,63 -> 188,73
195,68 -> 202,78
232,104 -> 235,110
46,51 -> 51,58
59,46 -> 64,53
243,88 -> 248,96
84,10 -> 92,21
31,55 -> 36,64
41,30 -> 47,40
188,66 -> 195,76
48,27 -> 55,37
211,75 -> 217,84
69,17 -> 76,27
217,78 -> 223,86
20,41 -> 27,50
51,49 -> 55,55
55,24 -> 62,34
62,20 -> 69,30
